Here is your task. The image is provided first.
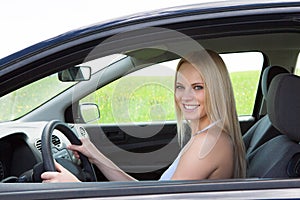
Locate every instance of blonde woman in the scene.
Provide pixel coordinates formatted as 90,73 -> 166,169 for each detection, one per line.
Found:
160,50 -> 246,180
41,50 -> 246,182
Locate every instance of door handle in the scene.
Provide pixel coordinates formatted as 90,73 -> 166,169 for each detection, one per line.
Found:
105,131 -> 126,142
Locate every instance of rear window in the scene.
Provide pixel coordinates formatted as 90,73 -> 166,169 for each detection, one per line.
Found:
222,52 -> 263,116
294,52 -> 300,75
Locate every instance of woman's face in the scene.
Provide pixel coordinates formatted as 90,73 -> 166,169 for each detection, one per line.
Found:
175,62 -> 207,124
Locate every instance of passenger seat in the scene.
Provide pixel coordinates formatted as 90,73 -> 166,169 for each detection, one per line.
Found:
247,73 -> 300,178
243,66 -> 289,156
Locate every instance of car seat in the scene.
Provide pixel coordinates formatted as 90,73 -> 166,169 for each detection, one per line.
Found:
247,73 -> 300,178
243,65 -> 289,157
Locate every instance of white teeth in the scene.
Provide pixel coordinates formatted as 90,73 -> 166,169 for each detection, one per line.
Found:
183,104 -> 199,110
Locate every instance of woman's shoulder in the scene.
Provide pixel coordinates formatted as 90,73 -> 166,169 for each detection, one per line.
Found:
188,129 -> 233,159
173,130 -> 234,180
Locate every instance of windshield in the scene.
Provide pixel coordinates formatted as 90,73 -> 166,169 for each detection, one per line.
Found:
0,74 -> 75,122
0,54 -> 126,122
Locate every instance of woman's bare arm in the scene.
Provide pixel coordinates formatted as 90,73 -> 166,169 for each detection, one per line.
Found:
171,131 -> 234,180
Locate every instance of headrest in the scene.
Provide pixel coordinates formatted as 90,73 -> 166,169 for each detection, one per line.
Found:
267,74 -> 300,142
261,65 -> 289,99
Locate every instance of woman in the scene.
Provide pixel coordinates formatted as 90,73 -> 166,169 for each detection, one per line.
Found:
162,50 -> 246,180
41,50 -> 246,182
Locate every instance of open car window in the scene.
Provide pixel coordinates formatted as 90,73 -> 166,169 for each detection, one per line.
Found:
79,51 -> 263,124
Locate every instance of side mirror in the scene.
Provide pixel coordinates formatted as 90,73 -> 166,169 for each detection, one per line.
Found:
79,103 -> 100,123
58,66 -> 91,82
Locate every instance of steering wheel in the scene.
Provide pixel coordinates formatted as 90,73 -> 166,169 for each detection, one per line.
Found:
41,120 -> 97,182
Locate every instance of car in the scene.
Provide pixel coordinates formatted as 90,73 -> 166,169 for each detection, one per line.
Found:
1,0 -> 300,199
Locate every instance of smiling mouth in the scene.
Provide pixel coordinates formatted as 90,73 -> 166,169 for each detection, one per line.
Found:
183,104 -> 199,111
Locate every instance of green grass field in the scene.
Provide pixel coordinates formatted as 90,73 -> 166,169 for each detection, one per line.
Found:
82,70 -> 260,123
0,70 -> 260,122
231,70 -> 260,116
0,77 -> 74,121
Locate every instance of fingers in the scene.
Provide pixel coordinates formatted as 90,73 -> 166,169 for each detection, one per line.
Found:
68,144 -> 81,151
72,151 -> 80,159
41,171 -> 60,183
67,145 -> 81,159
54,161 -> 64,172
41,161 -> 65,182
41,162 -> 80,183
67,137 -> 91,151
67,138 -> 95,161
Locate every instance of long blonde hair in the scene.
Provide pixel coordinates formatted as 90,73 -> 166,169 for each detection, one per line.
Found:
174,50 -> 246,178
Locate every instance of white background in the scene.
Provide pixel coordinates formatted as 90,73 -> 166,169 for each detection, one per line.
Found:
0,0 -> 216,59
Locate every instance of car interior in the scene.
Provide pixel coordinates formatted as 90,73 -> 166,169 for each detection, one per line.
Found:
243,65 -> 288,158
0,3 -> 300,187
247,73 -> 300,178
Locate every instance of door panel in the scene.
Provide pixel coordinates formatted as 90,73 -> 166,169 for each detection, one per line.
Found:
82,122 -> 180,180
83,118 -> 254,181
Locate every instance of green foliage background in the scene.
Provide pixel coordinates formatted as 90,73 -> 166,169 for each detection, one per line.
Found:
0,70 -> 259,123
81,70 -> 260,123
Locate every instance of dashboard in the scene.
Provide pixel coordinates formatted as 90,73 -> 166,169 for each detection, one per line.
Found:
0,121 -> 88,182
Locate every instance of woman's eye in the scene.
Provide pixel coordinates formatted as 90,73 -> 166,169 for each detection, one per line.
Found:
176,85 -> 184,89
194,85 -> 203,90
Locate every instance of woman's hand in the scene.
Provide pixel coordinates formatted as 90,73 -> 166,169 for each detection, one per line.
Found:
68,137 -> 100,164
68,137 -> 137,181
41,161 -> 80,183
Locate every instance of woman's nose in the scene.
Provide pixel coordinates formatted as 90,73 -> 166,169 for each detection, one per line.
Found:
182,88 -> 194,100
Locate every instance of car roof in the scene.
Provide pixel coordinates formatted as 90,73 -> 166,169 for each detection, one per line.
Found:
0,0 -> 299,99
1,0 -> 299,67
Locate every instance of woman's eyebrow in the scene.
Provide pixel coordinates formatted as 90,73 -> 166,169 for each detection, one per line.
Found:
176,82 -> 204,85
191,82 -> 204,85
